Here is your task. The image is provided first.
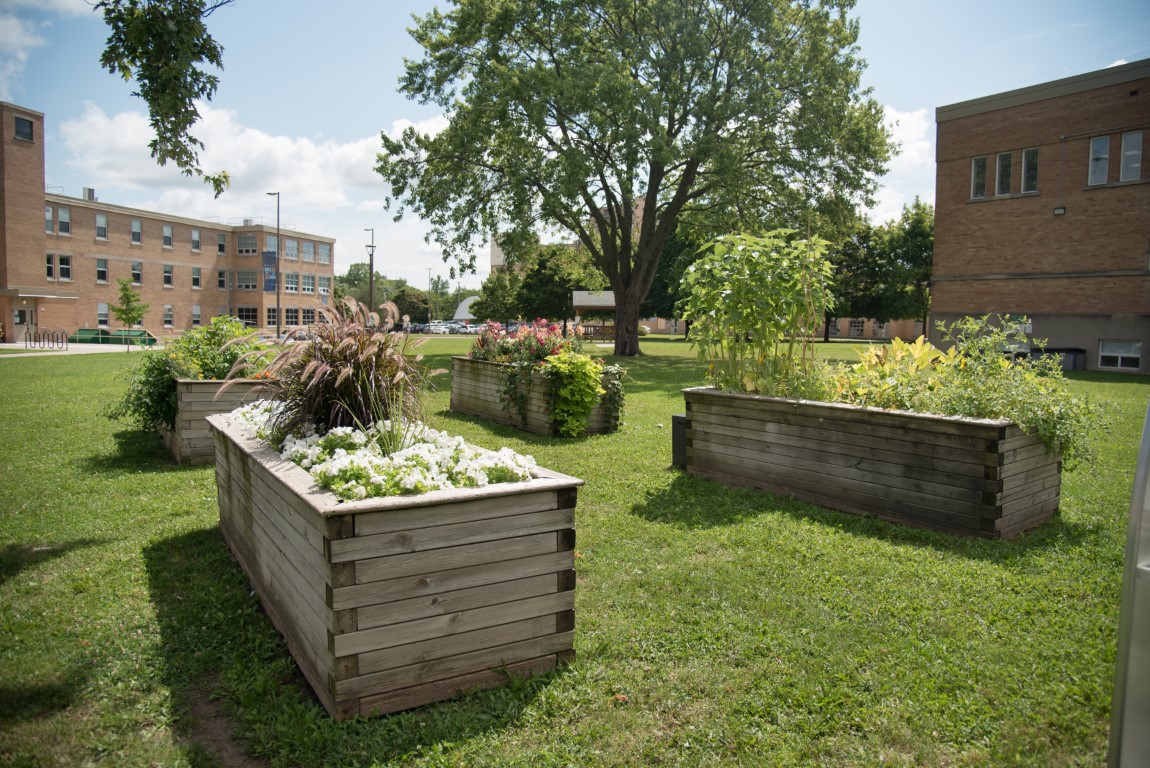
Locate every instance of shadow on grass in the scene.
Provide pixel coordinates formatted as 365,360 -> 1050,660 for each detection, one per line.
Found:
0,672 -> 91,725
78,428 -> 202,477
143,528 -> 558,766
630,471 -> 1097,565
0,539 -> 107,587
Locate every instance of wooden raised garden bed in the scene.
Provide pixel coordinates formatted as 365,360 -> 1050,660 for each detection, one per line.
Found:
206,413 -> 581,719
450,356 -> 616,436
682,387 -> 1062,539
159,379 -> 268,464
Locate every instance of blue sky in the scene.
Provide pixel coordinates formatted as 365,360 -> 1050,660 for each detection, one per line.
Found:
2,0 -> 1148,288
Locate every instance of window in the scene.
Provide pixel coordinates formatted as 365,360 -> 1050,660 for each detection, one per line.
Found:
285,273 -> 299,293
96,213 -> 108,239
318,244 -> 331,265
318,276 -> 332,295
1089,136 -> 1109,185
971,156 -> 987,199
58,255 -> 71,281
192,305 -> 202,326
1022,147 -> 1039,193
131,219 -> 142,244
97,302 -> 109,327
995,152 -> 1012,196
218,233 -> 227,255
236,270 -> 258,290
14,116 -> 33,141
1100,340 -> 1141,370
302,308 -> 315,325
872,321 -> 887,338
45,206 -> 53,234
163,305 -> 173,327
163,224 -> 173,248
131,261 -> 142,284
302,242 -> 315,262
827,318 -> 841,338
848,318 -> 865,337
285,307 -> 300,325
191,267 -> 201,288
218,270 -> 227,289
96,258 -> 108,282
236,307 -> 259,327
1121,131 -> 1143,182
192,228 -> 201,251
302,274 -> 315,294
163,264 -> 174,287
284,239 -> 298,260
46,254 -> 54,279
266,307 -> 279,327
57,208 -> 71,235
237,234 -> 258,255
266,235 -> 278,253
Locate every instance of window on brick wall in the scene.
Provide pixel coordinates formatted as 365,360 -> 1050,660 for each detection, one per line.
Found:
96,213 -> 108,239
285,307 -> 300,325
1121,131 -> 1143,182
236,270 -> 258,290
266,307 -> 278,327
57,208 -> 71,235
302,242 -> 315,262
218,270 -> 227,289
237,234 -> 258,255
163,223 -> 173,248
1022,147 -> 1039,193
971,156 -> 987,198
96,258 -> 108,282
995,152 -> 1012,196
302,274 -> 315,294
192,305 -> 201,326
58,255 -> 71,280
97,302 -> 109,326
236,307 -> 258,327
46,254 -> 54,279
131,219 -> 142,244
302,308 -> 315,324
218,233 -> 227,255
45,206 -> 53,233
163,305 -> 173,327
285,273 -> 299,293
1100,340 -> 1141,370
15,116 -> 33,141
192,228 -> 201,251
132,261 -> 142,284
163,264 -> 174,286
848,318 -> 865,337
318,243 -> 331,264
285,239 -> 298,260
1089,136 -> 1110,185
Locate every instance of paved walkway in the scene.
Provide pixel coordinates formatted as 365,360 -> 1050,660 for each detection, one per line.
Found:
0,342 -> 150,358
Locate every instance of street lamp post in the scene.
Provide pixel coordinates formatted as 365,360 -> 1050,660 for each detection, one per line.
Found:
266,191 -> 281,339
364,228 -> 375,315
427,267 -> 434,323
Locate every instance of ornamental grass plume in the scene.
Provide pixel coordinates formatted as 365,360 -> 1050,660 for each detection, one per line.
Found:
227,297 -> 433,447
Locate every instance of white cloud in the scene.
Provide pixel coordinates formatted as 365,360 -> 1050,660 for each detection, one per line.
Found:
0,13 -> 47,101
5,0 -> 90,15
55,102 -> 488,289
1109,59 -> 1129,67
866,105 -> 936,224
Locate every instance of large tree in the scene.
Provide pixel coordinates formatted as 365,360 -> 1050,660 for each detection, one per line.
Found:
377,0 -> 892,355
97,0 -> 233,196
469,269 -> 524,327
517,244 -> 606,332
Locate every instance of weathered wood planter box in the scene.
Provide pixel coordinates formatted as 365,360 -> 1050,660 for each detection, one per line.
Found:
158,379 -> 268,464
206,413 -> 581,719
682,387 -> 1062,539
451,356 -> 615,436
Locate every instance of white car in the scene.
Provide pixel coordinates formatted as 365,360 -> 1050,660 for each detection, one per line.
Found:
427,321 -> 451,334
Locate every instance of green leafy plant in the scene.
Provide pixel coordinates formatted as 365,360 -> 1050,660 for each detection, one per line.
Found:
678,230 -> 836,399
541,350 -> 607,438
104,315 -> 263,430
236,298 -> 430,447
835,315 -> 1104,468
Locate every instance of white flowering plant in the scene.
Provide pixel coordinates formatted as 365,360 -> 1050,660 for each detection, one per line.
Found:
230,401 -> 538,501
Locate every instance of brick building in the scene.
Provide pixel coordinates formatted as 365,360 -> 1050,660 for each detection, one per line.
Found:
932,59 -> 1150,372
1,102 -> 336,343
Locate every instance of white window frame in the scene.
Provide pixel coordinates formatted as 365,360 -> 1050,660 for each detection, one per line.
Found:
1022,147 -> 1039,194
163,304 -> 173,327
318,244 -> 331,265
45,206 -> 52,234
58,255 -> 72,281
97,302 -> 109,327
57,208 -> 70,235
131,261 -> 143,284
302,274 -> 315,294
218,270 -> 227,289
96,213 -> 108,240
302,308 -> 316,325
1120,131 -> 1143,182
163,223 -> 173,248
191,267 -> 201,289
46,253 -> 55,280
285,273 -> 299,293
1089,136 -> 1110,186
302,242 -> 315,262
266,307 -> 278,327
284,239 -> 299,261
318,276 -> 332,295
96,258 -> 108,283
236,307 -> 259,327
131,219 -> 142,244
1100,340 -> 1141,371
995,152 -> 1012,196
191,228 -> 201,251
236,270 -> 258,291
163,264 -> 174,287
237,234 -> 258,255
192,305 -> 202,326
218,233 -> 227,255
285,307 -> 300,325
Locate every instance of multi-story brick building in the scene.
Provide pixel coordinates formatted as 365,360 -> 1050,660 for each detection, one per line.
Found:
932,59 -> 1150,372
1,102 -> 336,343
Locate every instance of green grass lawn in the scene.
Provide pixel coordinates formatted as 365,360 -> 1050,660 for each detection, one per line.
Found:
0,337 -> 1145,767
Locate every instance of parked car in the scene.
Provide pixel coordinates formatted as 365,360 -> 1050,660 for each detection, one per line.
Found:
427,321 -> 451,334
280,330 -> 317,343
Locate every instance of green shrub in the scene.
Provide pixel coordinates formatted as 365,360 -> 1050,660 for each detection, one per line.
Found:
678,230 -> 836,399
541,349 -> 607,438
835,315 -> 1104,468
104,316 -> 264,430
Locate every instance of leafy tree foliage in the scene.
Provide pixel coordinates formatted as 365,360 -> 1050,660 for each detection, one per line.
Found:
97,0 -> 233,196
377,0 -> 892,355
335,262 -> 407,309
110,278 -> 150,351
641,228 -> 702,322
518,244 -> 606,327
469,270 -> 524,326
391,286 -> 431,325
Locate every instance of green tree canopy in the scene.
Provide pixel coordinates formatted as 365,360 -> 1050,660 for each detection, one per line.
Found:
97,0 -> 233,196
335,263 -> 407,310
469,270 -> 524,327
377,0 -> 892,355
391,286 -> 431,325
517,244 -> 606,326
109,278 -> 150,352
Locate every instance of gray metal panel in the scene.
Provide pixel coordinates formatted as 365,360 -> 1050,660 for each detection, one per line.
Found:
1109,404 -> 1150,766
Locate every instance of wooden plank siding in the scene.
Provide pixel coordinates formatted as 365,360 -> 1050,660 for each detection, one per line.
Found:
450,357 -> 613,436
208,414 -> 582,719
682,387 -> 1061,539
158,379 -> 267,464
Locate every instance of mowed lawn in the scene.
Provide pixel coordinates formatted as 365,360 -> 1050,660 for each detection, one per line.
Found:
0,336 -> 1145,767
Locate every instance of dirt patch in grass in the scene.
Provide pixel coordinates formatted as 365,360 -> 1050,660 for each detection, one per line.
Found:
182,689 -> 265,768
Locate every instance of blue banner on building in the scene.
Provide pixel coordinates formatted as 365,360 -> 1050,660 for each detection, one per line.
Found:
262,251 -> 277,292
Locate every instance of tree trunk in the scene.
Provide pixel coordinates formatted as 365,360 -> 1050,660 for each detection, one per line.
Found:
613,296 -> 642,356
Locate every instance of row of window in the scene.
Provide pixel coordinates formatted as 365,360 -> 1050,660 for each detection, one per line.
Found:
93,304 -> 320,329
971,130 -> 1143,199
47,255 -> 332,294
44,209 -> 332,264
